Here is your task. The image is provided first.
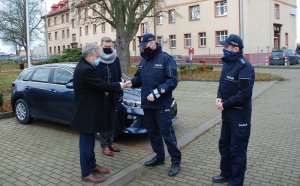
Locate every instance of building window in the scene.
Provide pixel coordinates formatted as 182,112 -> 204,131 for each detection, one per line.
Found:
62,30 -> 65,39
85,25 -> 89,35
63,45 -> 65,51
199,32 -> 206,47
49,47 -> 52,55
168,9 -> 176,24
66,13 -> 69,22
189,5 -> 200,20
285,33 -> 288,46
72,19 -> 75,28
67,45 -> 70,49
215,0 -> 227,16
141,22 -> 149,34
216,30 -> 228,46
67,29 -> 69,38
84,8 -> 88,17
54,46 -> 57,54
54,17 -> 57,25
48,18 -> 51,27
157,12 -> 163,25
141,2 -> 149,12
170,35 -> 176,48
157,36 -> 163,46
111,26 -> 115,32
48,33 -> 51,40
100,3 -> 106,15
93,24 -> 97,34
132,38 -> 136,51
184,33 -> 192,48
101,22 -> 106,33
79,27 -> 82,36
92,5 -> 96,16
61,14 -> 64,23
78,9 -> 81,20
55,32 -> 58,40
274,4 -> 280,19
58,46 -> 61,54
72,34 -> 76,42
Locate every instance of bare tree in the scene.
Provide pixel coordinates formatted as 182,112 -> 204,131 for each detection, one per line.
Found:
0,0 -> 44,58
74,0 -> 164,73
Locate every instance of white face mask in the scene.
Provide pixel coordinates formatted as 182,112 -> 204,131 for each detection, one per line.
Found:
92,58 -> 100,66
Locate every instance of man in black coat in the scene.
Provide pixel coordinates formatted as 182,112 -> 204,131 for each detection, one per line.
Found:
72,43 -> 125,183
95,37 -> 122,156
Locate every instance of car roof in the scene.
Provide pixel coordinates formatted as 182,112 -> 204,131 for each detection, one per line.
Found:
31,63 -> 77,69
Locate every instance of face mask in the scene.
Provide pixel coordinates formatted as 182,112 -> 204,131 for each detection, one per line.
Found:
223,49 -> 238,57
103,48 -> 113,55
92,58 -> 100,66
141,47 -> 154,58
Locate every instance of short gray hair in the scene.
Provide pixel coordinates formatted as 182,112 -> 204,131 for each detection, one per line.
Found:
101,36 -> 112,44
82,43 -> 100,58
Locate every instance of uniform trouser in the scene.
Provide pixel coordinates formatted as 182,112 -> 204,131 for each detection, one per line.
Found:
79,132 -> 96,177
219,120 -> 251,186
144,108 -> 181,165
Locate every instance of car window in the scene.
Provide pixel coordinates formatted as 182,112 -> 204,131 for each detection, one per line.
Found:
53,68 -> 73,84
271,51 -> 283,57
31,68 -> 51,82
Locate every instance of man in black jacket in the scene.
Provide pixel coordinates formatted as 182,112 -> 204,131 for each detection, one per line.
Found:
72,43 -> 126,183
126,33 -> 181,177
95,37 -> 122,156
212,34 -> 255,186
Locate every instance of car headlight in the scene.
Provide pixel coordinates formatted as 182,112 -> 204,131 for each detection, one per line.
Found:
122,99 -> 141,108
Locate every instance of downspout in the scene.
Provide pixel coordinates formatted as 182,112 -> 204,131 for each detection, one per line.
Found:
239,0 -> 244,40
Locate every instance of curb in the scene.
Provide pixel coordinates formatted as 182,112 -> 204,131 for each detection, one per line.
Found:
0,111 -> 14,120
104,81 -> 276,186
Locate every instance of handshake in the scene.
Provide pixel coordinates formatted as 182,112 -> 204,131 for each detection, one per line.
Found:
119,80 -> 133,89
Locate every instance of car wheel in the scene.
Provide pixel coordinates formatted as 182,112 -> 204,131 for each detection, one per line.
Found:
14,99 -> 32,124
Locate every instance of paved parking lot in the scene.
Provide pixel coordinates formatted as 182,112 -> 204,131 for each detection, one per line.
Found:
0,68 -> 299,186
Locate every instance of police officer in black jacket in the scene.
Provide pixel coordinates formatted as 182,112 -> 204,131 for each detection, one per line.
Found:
126,33 -> 181,177
212,34 -> 255,186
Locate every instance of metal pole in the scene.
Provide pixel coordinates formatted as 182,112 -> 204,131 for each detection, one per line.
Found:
44,0 -> 49,57
26,0 -> 32,67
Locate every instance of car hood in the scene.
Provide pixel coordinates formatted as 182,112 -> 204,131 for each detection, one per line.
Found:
123,88 -> 141,101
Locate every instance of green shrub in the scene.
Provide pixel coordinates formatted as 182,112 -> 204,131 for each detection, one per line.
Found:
35,48 -> 82,65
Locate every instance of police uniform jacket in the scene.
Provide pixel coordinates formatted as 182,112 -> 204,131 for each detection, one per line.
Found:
72,57 -> 122,133
131,44 -> 178,109
217,51 -> 255,122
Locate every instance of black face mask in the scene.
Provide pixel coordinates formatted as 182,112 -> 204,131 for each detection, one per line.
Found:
141,47 -> 155,59
103,48 -> 113,55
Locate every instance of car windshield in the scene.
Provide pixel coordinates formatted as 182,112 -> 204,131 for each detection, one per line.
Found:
271,51 -> 284,57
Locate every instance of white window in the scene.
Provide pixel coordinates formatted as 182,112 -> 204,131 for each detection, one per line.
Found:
157,12 -> 163,25
169,9 -> 176,23
189,5 -> 200,20
170,35 -> 176,48
93,24 -> 97,34
184,33 -> 192,48
216,30 -> 228,46
141,22 -> 149,34
215,0 -> 227,16
101,22 -> 106,33
199,32 -> 206,47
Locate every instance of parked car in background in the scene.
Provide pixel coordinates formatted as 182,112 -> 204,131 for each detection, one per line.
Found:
269,49 -> 300,65
11,64 -> 177,139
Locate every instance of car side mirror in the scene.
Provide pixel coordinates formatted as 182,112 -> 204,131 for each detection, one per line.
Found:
66,82 -> 73,89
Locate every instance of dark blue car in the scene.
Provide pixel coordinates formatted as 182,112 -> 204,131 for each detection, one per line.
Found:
11,64 -> 177,138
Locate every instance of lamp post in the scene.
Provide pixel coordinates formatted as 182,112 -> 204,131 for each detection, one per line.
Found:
26,0 -> 32,67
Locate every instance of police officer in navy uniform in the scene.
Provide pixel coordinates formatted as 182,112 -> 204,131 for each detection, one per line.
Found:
212,34 -> 255,186
126,33 -> 181,177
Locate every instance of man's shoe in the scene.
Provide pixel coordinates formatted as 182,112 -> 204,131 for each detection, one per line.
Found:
91,165 -> 110,174
82,174 -> 105,183
168,164 -> 180,177
212,175 -> 230,183
144,157 -> 164,167
102,147 -> 113,156
109,144 -> 120,152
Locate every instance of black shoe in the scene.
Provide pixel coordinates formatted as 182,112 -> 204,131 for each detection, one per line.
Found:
212,175 -> 230,183
168,164 -> 180,177
144,157 -> 164,167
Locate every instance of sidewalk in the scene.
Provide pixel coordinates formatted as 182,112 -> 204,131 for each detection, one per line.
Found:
125,68 -> 300,186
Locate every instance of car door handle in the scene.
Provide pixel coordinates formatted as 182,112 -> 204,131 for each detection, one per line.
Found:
48,89 -> 57,93
25,86 -> 30,90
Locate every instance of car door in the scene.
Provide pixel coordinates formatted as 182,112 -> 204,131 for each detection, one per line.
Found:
46,67 -> 75,124
24,67 -> 52,117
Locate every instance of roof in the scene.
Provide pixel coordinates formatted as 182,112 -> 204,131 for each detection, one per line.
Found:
48,0 -> 70,16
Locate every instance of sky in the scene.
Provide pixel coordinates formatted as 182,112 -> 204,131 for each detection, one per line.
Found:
0,0 -> 300,54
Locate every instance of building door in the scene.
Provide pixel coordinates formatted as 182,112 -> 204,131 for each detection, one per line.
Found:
273,23 -> 282,50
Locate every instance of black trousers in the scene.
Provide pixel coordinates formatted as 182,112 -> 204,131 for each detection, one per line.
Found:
144,108 -> 181,165
219,120 -> 251,186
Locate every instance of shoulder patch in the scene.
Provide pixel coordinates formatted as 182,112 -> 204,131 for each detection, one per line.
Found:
239,58 -> 246,64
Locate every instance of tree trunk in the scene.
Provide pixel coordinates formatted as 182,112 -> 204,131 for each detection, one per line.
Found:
116,29 -> 130,74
